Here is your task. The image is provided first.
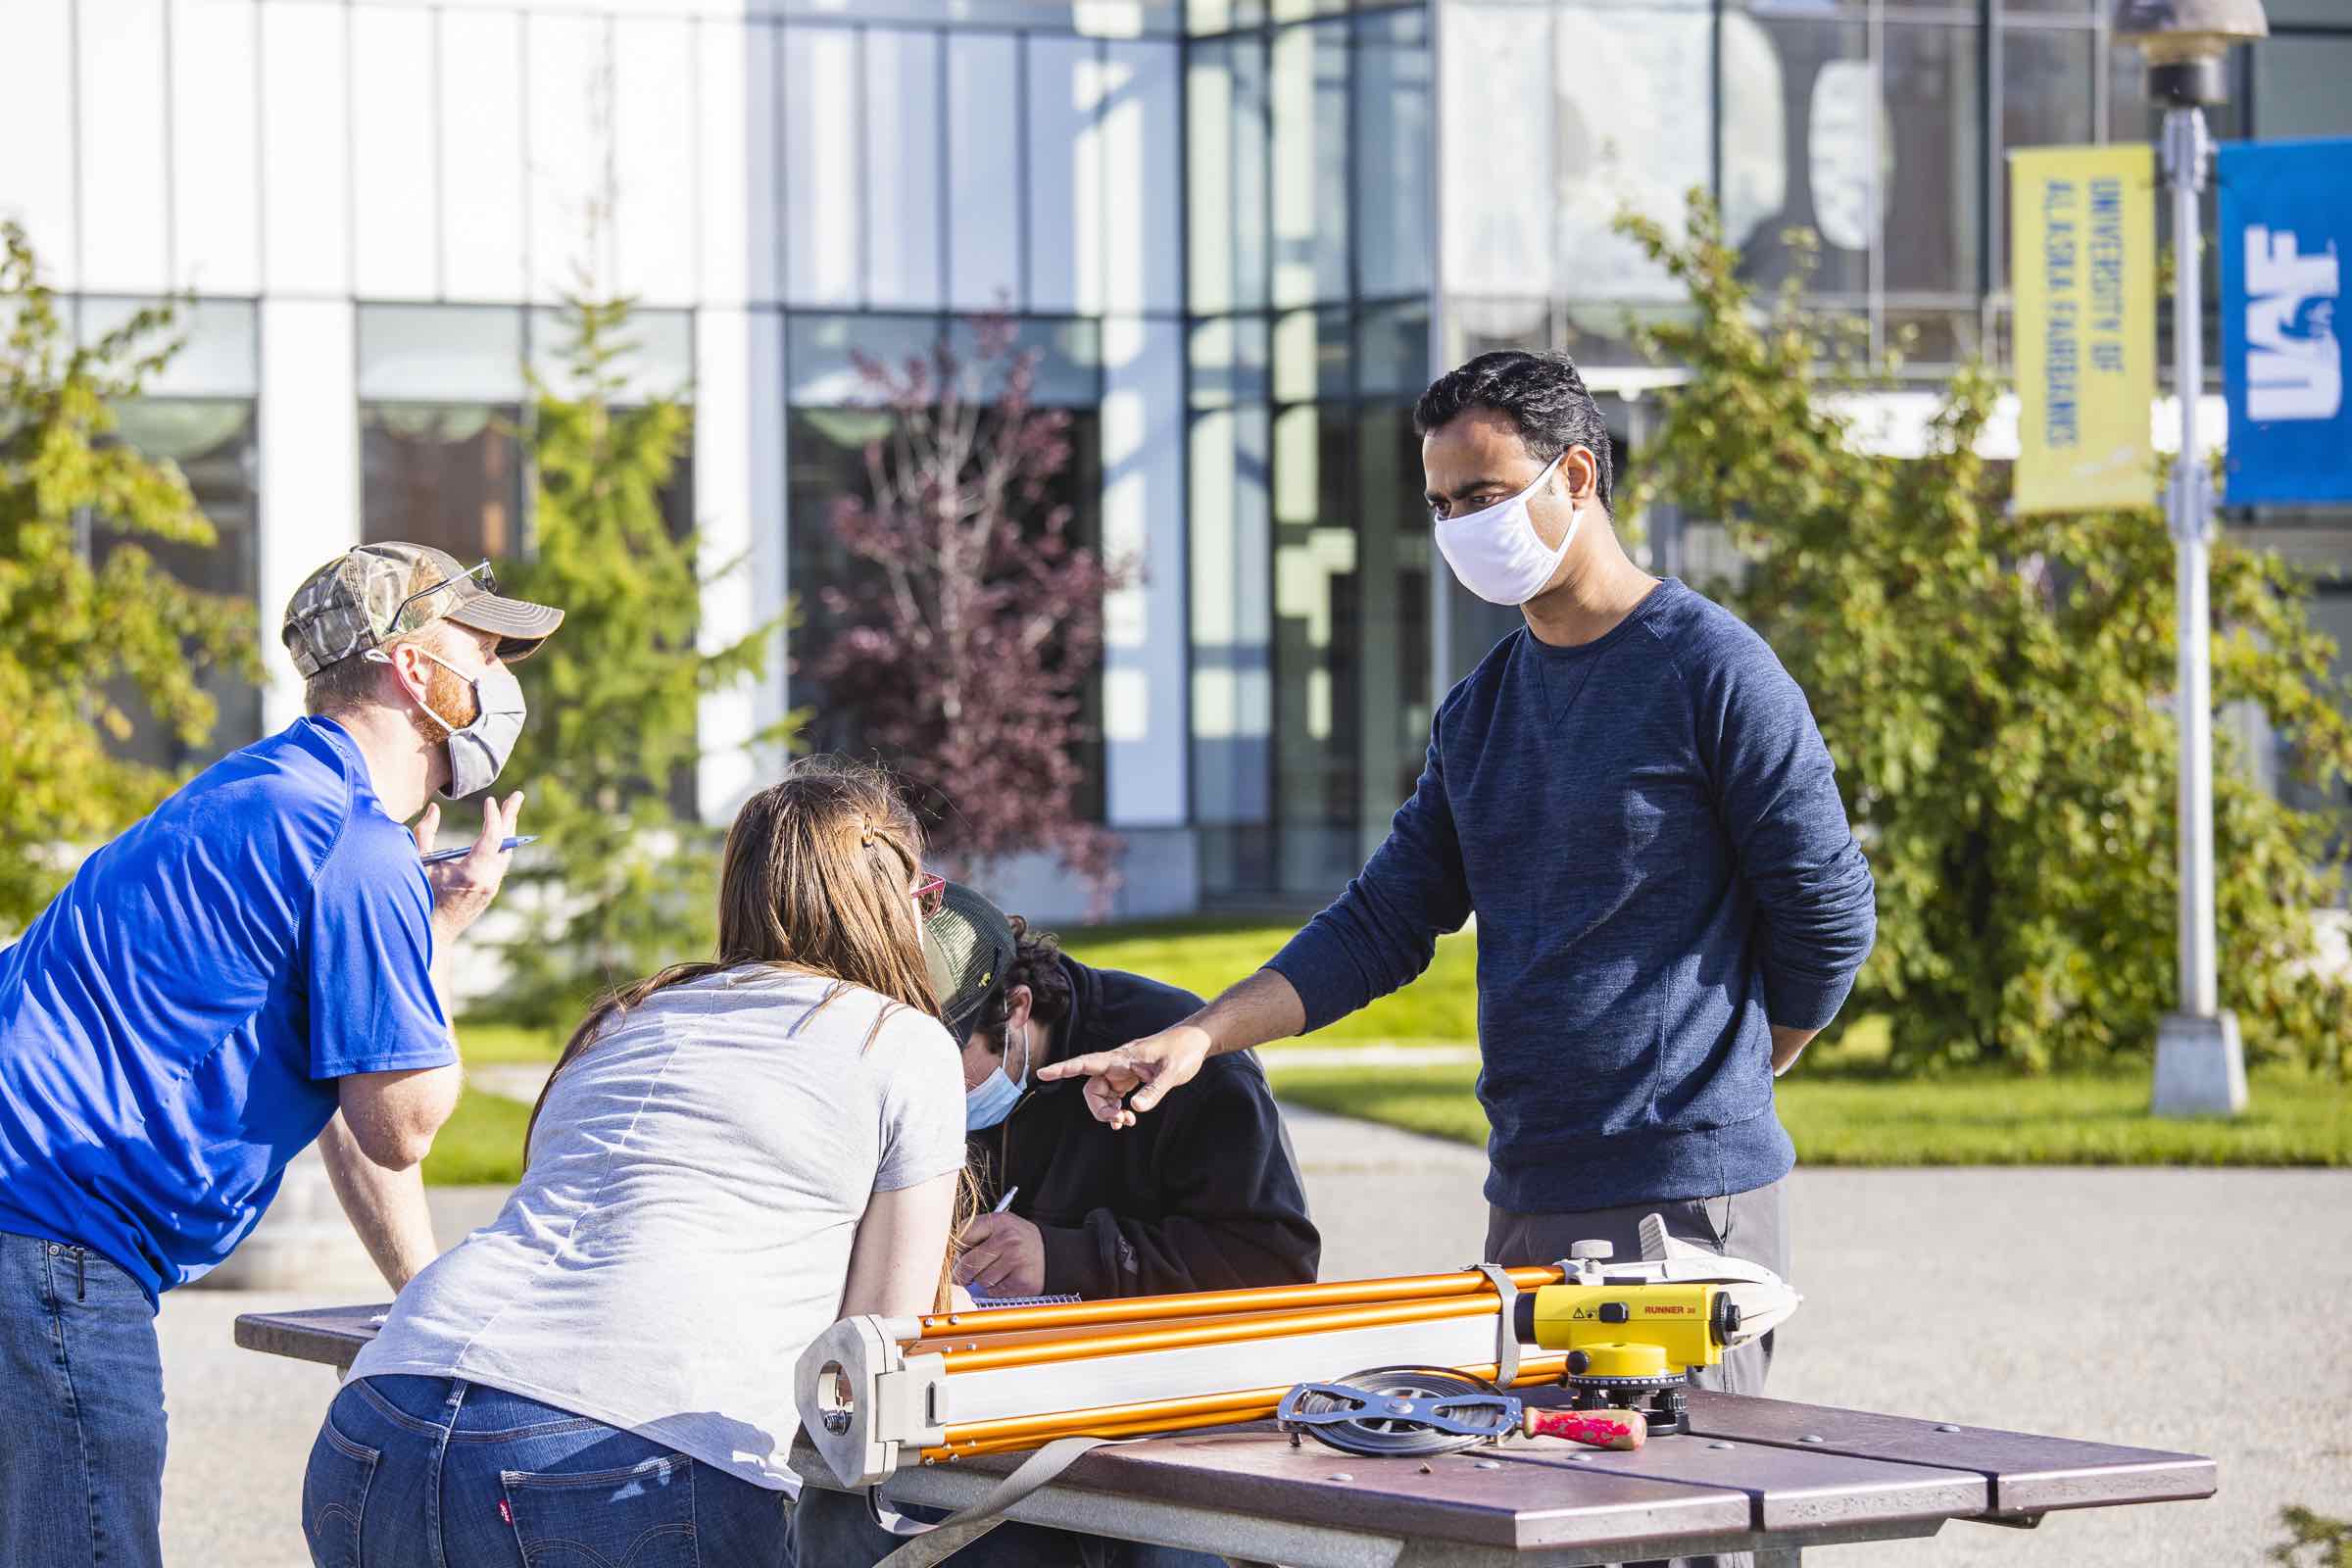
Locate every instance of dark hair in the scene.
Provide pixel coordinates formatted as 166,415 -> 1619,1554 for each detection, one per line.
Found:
1413,350 -> 1614,514
974,916 -> 1073,1048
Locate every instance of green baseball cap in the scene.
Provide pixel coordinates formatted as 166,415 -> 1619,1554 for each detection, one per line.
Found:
922,882 -> 1020,1045
281,542 -> 564,678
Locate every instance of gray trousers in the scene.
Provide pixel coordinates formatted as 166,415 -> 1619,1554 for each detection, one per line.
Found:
1485,1178 -> 1793,1568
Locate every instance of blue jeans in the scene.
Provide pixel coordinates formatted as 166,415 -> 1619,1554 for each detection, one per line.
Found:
787,1483 -> 1228,1568
0,1228 -> 169,1568
305,1374 -> 792,1568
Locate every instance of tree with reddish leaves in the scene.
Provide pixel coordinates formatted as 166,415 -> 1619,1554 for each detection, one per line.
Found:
809,318 -> 1126,902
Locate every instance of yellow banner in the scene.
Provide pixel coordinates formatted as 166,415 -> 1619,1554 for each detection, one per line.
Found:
2010,143 -> 2156,514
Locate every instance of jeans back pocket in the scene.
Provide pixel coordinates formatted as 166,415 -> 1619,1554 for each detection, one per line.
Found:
302,1407 -> 381,1568
501,1452 -> 698,1568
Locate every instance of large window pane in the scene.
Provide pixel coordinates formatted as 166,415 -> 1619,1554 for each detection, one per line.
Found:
2254,36 -> 2352,139
864,30 -> 944,310
1352,403 -> 1429,838
1883,23 -> 1980,295
361,404 -> 525,562
1356,299 -> 1429,404
103,400 -> 263,765
1027,35 -> 1099,315
1722,14 -> 1868,296
786,313 -> 943,406
79,298 -> 259,400
1998,25 -> 2096,290
945,317 -> 1102,408
360,307 -> 527,404
1354,9 -> 1433,300
1270,401 -> 1360,887
784,28 -> 861,307
527,308 -> 695,405
1187,37 -> 1272,315
785,405 -> 1107,820
947,34 -> 1022,310
1103,40 -> 1184,315
1270,22 -> 1349,308
1441,6 -> 1556,302
1554,4 -> 1714,301
1187,403 -> 1273,832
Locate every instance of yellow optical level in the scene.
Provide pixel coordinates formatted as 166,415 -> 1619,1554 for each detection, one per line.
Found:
1518,1282 -> 1734,1374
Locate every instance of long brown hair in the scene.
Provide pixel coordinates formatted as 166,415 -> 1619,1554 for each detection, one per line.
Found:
524,757 -> 940,1153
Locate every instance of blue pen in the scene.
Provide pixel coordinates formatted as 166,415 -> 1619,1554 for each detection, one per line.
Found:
421,835 -> 538,865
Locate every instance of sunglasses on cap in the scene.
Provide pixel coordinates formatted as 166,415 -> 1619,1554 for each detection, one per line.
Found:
912,872 -> 948,919
387,560 -> 497,636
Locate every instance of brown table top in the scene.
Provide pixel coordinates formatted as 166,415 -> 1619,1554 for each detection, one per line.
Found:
236,1302 -> 2214,1562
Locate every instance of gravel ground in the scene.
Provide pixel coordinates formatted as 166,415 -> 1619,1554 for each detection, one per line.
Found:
154,1108 -> 2349,1567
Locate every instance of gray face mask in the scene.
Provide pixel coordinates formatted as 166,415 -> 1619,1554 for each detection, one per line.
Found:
370,646 -> 528,798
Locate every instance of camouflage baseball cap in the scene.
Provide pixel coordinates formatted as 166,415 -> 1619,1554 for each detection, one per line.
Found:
281,543 -> 564,678
923,883 -> 1021,1046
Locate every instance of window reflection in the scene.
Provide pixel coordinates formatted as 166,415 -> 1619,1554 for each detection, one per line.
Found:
1998,26 -> 2096,289
362,403 -> 525,562
785,401 -> 1109,824
1727,15 -> 1870,296
1882,24 -> 1980,296
100,399 -> 264,767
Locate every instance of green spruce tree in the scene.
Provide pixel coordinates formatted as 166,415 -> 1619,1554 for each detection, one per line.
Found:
1622,195 -> 2352,1074
488,297 -> 787,1024
0,220 -> 259,928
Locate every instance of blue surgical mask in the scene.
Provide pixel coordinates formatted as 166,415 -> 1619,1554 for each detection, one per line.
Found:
965,1021 -> 1031,1131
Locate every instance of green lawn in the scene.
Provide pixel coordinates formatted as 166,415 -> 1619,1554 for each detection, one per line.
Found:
1061,919 -> 1480,1045
442,922 -> 2350,1178
455,1021 -> 569,1064
421,1087 -> 534,1186
1266,1058 -> 2352,1166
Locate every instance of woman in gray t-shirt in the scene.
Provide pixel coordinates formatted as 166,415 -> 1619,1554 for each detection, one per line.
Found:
298,761 -> 968,1568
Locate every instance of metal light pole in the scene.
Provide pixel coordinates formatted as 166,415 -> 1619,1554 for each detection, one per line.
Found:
2113,0 -> 2266,1116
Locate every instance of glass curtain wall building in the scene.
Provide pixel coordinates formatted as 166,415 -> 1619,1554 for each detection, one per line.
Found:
2,0 -> 2347,920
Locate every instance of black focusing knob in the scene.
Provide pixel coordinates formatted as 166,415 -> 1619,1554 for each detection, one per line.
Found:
1710,1294 -> 1743,1345
1566,1349 -> 1591,1375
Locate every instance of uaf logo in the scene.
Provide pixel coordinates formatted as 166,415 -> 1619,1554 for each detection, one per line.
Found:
2244,225 -> 2341,422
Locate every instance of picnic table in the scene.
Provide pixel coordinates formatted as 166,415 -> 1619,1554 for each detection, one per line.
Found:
237,1303 -> 2216,1568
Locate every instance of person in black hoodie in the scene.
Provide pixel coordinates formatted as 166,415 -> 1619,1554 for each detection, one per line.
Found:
783,886 -> 1318,1568
934,882 -> 1319,1300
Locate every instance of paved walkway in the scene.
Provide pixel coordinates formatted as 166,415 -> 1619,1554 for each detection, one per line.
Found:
157,1100 -> 2350,1566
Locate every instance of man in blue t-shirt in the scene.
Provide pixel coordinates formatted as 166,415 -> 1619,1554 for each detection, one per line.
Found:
0,541 -> 563,1568
1045,353 -> 1875,1567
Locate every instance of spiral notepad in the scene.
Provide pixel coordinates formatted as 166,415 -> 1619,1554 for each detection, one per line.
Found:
967,1291 -> 1081,1309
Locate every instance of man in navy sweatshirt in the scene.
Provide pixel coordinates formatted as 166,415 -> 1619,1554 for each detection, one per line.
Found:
1043,349 -> 1876,1418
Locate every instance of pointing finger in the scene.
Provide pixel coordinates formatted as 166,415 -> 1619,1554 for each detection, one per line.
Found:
1037,1051 -> 1110,1083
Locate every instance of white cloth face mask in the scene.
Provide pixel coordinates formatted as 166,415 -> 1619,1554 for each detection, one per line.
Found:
1433,451 -> 1579,607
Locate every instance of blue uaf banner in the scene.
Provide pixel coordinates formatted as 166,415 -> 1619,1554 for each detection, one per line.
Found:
2220,138 -> 2352,504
